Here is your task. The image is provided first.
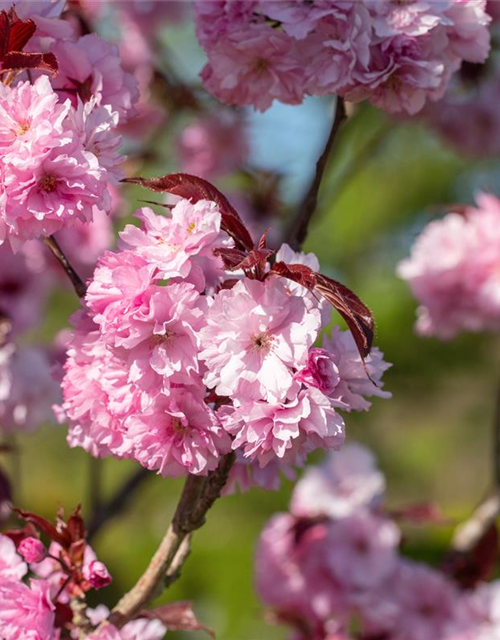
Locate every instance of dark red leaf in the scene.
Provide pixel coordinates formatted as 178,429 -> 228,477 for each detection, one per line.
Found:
389,502 -> 448,526
3,523 -> 38,546
14,508 -> 67,546
140,601 -> 215,638
2,51 -> 58,75
54,602 -> 73,629
443,523 -> 499,589
314,274 -> 374,358
0,9 -> 36,61
122,173 -> 254,251
66,506 -> 85,543
213,247 -> 273,273
270,262 -> 374,358
7,12 -> 35,54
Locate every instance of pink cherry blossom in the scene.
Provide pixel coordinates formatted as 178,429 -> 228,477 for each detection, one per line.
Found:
177,113 -> 249,179
291,443 -> 386,520
0,579 -> 56,640
51,34 -> 139,121
221,387 -> 344,467
324,512 -> 400,590
200,278 -> 321,403
127,388 -> 231,477
200,27 -> 305,112
0,533 -> 27,581
295,348 -> 341,396
322,327 -> 391,411
398,193 -> 500,338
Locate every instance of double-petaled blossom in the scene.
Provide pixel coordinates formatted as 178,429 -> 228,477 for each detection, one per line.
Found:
398,193 -> 500,339
194,0 -> 491,114
60,198 -> 390,479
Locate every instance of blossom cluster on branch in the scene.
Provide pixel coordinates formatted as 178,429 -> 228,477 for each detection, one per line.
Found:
256,442 -> 500,640
194,0 -> 491,114
58,178 -> 390,485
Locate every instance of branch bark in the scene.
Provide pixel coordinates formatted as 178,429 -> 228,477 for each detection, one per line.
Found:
107,453 -> 234,629
285,96 -> 347,250
44,235 -> 86,298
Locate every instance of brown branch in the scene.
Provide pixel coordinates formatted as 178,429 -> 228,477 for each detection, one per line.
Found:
107,453 -> 235,629
44,235 -> 86,298
285,97 -> 347,250
87,467 -> 151,543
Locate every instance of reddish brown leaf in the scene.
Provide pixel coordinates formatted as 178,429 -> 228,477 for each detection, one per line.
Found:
14,508 -> 66,545
0,9 -> 36,61
443,523 -> 499,589
2,51 -> 58,75
389,502 -> 448,526
7,11 -> 35,54
271,262 -> 374,357
213,247 -> 273,273
140,602 -> 215,637
3,523 -> 38,546
122,173 -> 254,251
314,274 -> 374,358
66,506 -> 85,543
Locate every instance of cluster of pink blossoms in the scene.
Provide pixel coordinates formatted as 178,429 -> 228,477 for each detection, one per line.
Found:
256,442 -> 500,640
421,0 -> 500,157
59,194 -> 390,481
0,0 -> 137,249
194,0 -> 491,114
0,509 -> 167,639
398,192 -> 500,339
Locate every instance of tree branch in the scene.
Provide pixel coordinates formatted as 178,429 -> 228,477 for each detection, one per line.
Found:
107,453 -> 235,629
44,235 -> 86,298
285,97 -> 347,250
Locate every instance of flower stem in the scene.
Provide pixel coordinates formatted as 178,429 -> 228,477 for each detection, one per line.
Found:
44,235 -> 86,298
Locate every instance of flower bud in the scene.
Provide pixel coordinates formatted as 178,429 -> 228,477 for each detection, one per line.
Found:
83,560 -> 112,589
18,537 -> 45,564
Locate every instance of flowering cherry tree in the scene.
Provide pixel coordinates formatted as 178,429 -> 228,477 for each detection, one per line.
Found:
0,1 -> 498,639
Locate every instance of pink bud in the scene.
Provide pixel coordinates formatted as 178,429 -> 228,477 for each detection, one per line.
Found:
18,537 -> 45,564
83,560 -> 112,589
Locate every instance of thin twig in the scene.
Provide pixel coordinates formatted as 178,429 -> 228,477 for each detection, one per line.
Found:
87,468 -> 151,543
285,97 -> 347,250
44,235 -> 86,298
107,453 -> 234,629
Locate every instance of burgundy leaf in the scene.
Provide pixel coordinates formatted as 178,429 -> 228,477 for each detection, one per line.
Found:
3,523 -> 38,547
7,11 -> 35,54
140,601 -> 215,638
213,247 -> 273,273
66,506 -> 85,544
122,173 -> 254,251
314,274 -> 373,358
271,261 -> 317,290
270,262 -> 374,358
389,502 -> 448,526
14,508 -> 66,546
0,9 -> 36,61
2,51 -> 58,75
443,523 -> 499,589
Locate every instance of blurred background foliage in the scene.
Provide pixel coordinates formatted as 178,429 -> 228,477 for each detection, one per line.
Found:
3,16 -> 500,640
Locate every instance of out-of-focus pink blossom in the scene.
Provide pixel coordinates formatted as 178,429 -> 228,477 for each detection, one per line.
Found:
194,1 -> 491,114
0,533 -> 27,581
0,344 -> 61,433
398,193 -> 500,339
291,443 -> 386,519
178,113 -> 248,179
51,34 -> 139,121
